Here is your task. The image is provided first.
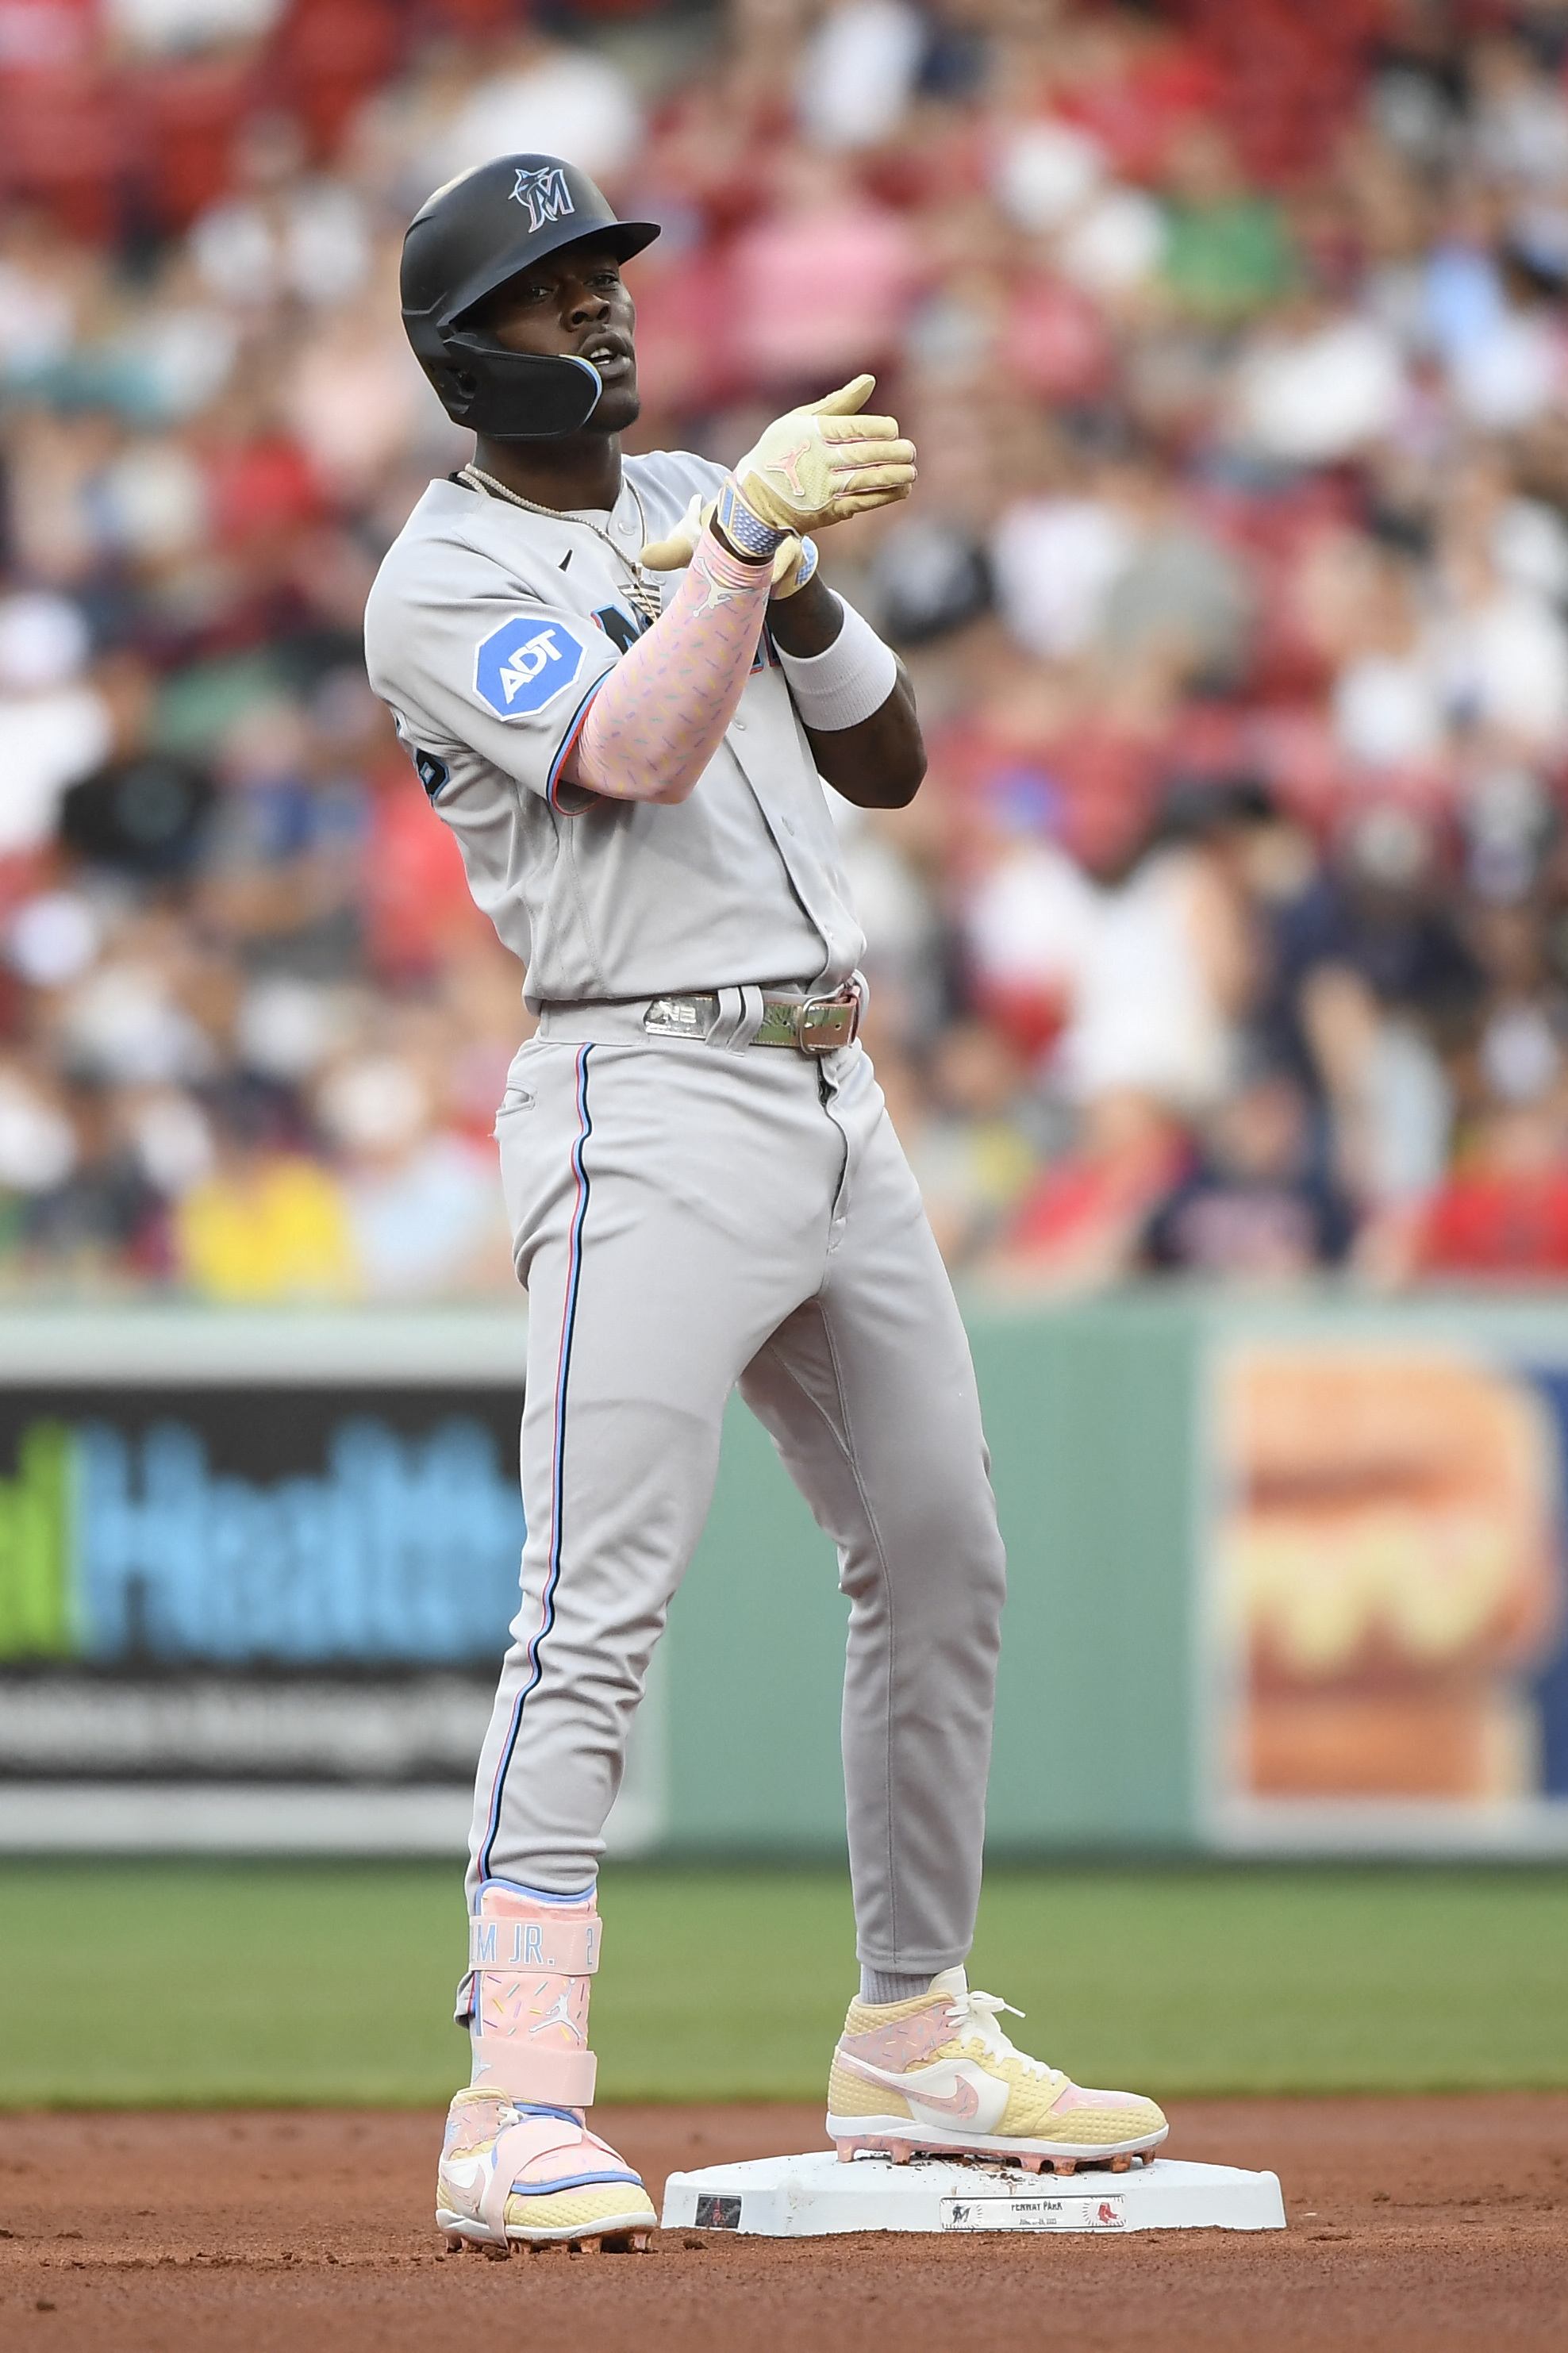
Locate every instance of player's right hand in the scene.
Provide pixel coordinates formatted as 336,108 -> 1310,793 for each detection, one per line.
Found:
728,378 -> 917,538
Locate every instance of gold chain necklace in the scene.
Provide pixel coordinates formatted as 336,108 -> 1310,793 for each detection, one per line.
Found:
458,462 -> 662,629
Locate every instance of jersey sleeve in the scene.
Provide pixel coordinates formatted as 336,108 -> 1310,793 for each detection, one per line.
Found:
366,572 -> 622,813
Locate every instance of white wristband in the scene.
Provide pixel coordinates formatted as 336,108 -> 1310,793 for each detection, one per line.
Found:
775,595 -> 898,732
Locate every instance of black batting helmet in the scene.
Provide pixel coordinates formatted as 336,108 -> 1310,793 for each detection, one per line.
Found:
401,155 -> 659,441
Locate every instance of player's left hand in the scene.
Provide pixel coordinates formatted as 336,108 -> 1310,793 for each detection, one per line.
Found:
640,494 -> 819,600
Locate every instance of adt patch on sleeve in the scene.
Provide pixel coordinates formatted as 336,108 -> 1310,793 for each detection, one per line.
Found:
475,615 -> 588,719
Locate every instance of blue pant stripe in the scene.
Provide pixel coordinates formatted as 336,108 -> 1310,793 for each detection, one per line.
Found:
478,1044 -> 594,1885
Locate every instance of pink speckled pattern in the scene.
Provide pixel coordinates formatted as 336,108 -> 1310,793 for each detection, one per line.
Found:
476,1968 -> 591,2044
839,2010 -> 959,2072
571,511 -> 772,805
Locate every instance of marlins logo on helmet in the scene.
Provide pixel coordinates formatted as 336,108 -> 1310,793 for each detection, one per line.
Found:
511,165 -> 575,233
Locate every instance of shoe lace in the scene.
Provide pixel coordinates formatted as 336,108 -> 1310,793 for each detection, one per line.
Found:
943,1987 -> 1063,2084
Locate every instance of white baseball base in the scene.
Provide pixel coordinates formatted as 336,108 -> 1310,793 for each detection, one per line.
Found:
661,2150 -> 1286,2236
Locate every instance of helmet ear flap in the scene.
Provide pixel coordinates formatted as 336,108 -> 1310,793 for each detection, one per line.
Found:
406,314 -> 610,444
484,352 -> 602,441
436,338 -> 603,440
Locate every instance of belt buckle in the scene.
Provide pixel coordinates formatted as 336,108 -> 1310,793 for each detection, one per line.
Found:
796,985 -> 860,1055
643,994 -> 717,1039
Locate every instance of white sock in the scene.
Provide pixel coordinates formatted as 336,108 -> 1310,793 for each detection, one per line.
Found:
859,1967 -> 931,2005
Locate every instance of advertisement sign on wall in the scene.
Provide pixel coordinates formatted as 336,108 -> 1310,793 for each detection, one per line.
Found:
0,1390 -> 526,1671
8,1302 -> 1568,1858
0,1314 -> 671,1855
0,1378 -> 525,1847
1209,1339 -> 1568,1844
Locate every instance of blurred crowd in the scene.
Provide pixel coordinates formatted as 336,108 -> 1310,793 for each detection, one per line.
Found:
9,0 -> 1568,1299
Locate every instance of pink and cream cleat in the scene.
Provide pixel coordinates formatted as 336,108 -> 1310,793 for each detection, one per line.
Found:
436,2088 -> 655,2248
827,1967 -> 1168,2174
435,1886 -> 656,2250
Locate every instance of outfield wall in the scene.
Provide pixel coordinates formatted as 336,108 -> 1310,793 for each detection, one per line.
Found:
3,1295 -> 1567,1858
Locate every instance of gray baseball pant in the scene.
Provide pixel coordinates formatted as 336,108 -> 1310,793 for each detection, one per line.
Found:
465,1002 -> 1007,1979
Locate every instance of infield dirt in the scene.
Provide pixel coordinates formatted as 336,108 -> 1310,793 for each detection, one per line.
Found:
2,2094 -> 1565,2351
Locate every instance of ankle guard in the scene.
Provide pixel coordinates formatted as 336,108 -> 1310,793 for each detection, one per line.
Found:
468,1886 -> 601,2109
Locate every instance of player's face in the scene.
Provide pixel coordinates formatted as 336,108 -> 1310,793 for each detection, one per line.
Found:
482,240 -> 640,433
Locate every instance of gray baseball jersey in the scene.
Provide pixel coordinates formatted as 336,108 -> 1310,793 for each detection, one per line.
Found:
364,457 -> 1006,1996
363,455 -> 864,1011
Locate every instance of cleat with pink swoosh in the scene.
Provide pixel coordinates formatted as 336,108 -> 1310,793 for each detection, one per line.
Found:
826,1967 -> 1168,2170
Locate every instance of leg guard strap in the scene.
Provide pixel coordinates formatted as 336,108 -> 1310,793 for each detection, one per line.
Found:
478,2113 -> 589,2244
469,1913 -> 601,1974
469,2041 -> 598,2105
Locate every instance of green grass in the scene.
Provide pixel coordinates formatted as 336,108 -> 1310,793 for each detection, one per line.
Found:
2,1862 -> 1566,2108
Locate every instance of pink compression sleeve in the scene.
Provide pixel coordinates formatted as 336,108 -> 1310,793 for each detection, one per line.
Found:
567,525 -> 774,805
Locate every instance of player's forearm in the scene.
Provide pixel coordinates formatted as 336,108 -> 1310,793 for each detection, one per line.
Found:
569,528 -> 772,805
766,570 -> 850,659
804,670 -> 925,808
770,578 -> 925,808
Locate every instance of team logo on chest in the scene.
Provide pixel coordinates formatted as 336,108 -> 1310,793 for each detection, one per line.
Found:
511,166 -> 574,233
475,614 -> 588,718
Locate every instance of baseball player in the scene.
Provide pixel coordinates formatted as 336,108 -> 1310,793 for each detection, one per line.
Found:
364,153 -> 1166,2252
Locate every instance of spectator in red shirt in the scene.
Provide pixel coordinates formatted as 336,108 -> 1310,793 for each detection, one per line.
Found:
1417,1102 -> 1568,1275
